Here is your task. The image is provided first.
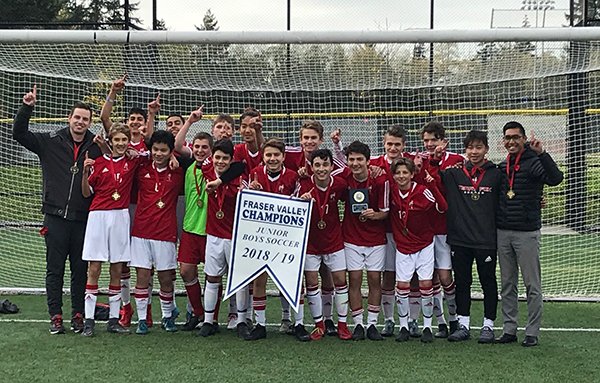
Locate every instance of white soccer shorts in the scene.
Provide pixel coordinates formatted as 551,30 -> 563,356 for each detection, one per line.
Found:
82,209 -> 131,263
305,249 -> 346,272
130,236 -> 177,271
434,234 -> 452,270
203,234 -> 232,277
384,232 -> 396,272
395,242 -> 434,282
344,243 -> 386,272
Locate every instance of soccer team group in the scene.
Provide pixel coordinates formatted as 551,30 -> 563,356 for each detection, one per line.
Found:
13,77 -> 563,347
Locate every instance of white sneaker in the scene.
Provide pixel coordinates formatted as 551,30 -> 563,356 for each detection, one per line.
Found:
227,314 -> 238,330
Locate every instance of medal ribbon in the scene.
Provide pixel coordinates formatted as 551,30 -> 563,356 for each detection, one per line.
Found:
73,142 -> 82,165
215,183 -> 227,213
152,162 -> 168,204
193,165 -> 206,203
462,165 -> 487,194
107,156 -> 122,193
506,150 -> 523,192
313,176 -> 333,222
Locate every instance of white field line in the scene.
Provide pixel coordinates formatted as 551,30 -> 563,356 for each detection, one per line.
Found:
0,318 -> 599,332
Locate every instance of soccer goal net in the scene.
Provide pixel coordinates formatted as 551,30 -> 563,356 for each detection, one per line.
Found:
0,29 -> 598,299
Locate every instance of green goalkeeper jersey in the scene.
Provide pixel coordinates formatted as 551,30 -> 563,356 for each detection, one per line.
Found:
183,163 -> 208,235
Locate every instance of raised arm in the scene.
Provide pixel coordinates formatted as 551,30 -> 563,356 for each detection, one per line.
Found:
175,105 -> 203,158
144,94 -> 160,145
100,75 -> 126,134
13,85 -> 44,155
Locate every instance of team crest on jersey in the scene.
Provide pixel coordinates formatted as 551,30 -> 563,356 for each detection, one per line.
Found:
167,174 -> 172,181
279,185 -> 284,192
409,200 -> 414,209
144,173 -> 151,178
124,163 -> 129,171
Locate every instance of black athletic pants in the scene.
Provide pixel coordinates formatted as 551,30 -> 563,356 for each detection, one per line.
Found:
43,214 -> 87,317
451,245 -> 498,321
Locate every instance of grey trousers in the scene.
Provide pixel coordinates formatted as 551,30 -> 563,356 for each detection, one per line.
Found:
497,229 -> 543,337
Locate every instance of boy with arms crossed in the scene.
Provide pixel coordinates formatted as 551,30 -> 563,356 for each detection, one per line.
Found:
297,149 -> 352,341
342,141 -> 389,341
390,158 -> 447,343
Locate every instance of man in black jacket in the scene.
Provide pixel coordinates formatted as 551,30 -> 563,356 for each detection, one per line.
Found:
13,85 -> 101,335
433,131 -> 502,344
495,121 -> 563,347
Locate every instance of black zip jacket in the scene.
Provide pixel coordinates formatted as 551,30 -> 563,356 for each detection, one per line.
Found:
496,146 -> 563,231
13,104 -> 101,222
440,160 -> 502,250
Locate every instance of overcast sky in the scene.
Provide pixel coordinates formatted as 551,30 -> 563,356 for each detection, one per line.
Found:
136,0 -> 571,32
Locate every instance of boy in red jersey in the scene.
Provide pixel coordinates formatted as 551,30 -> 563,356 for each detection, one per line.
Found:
390,157 -> 447,343
234,108 -> 265,176
341,141 -> 389,341
285,120 -> 343,336
80,123 -> 142,337
197,139 -> 250,338
420,121 -> 462,338
297,149 -> 352,341
245,138 -> 309,341
129,131 -> 184,335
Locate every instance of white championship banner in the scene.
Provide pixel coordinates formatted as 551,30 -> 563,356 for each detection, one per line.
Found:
224,189 -> 312,312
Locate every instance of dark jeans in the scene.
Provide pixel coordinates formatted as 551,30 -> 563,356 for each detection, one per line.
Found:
44,214 -> 87,317
451,245 -> 498,321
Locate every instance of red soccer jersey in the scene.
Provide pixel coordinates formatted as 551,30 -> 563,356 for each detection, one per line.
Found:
249,165 -> 298,196
131,161 -> 184,242
341,169 -> 389,247
390,182 -> 437,254
128,139 -> 148,204
88,155 -> 140,211
234,143 -> 262,178
425,151 -> 464,235
203,165 -> 241,240
285,146 -> 345,177
297,175 -> 346,255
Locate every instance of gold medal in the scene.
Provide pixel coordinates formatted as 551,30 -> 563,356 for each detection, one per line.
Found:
471,193 -> 480,201
359,215 -> 367,222
111,191 -> 121,201
70,165 -> 79,174
216,210 -> 225,219
317,220 -> 326,230
157,200 -> 165,209
507,189 -> 515,199
196,199 -> 204,208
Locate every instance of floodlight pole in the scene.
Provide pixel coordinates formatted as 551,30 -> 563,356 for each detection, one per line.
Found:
428,0 -> 435,118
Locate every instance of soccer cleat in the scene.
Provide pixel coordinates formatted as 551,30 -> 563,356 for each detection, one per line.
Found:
449,320 -> 459,335
366,324 -> 384,341
118,303 -> 133,328
496,333 -> 518,344
181,315 -> 202,331
324,319 -> 338,336
395,327 -> 410,342
237,322 -> 250,339
381,319 -> 395,337
212,322 -> 221,333
408,320 -> 421,338
107,318 -> 130,334
146,304 -> 153,328
279,319 -> 292,334
162,317 -> 178,332
136,319 -> 149,335
82,318 -> 95,337
70,313 -> 84,334
478,326 -> 495,344
172,307 -> 180,320
197,322 -> 216,337
521,336 -> 538,347
310,326 -> 325,341
421,327 -> 434,343
294,324 -> 310,342
245,324 -> 267,341
434,323 -> 449,338
337,322 -> 352,340
448,325 -> 471,342
227,314 -> 238,330
49,314 -> 65,335
352,324 -> 365,341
